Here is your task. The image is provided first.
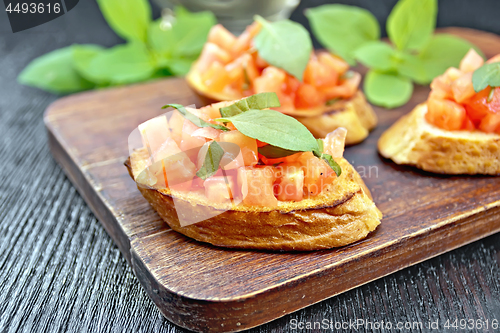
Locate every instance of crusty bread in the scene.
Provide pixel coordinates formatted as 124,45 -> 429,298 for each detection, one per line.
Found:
378,103 -> 500,175
125,148 -> 382,251
186,68 -> 377,144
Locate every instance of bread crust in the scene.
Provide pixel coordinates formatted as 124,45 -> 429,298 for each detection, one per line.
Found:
378,103 -> 500,175
125,151 -> 382,251
186,69 -> 377,144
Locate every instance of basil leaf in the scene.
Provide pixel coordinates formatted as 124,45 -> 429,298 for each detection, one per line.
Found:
472,62 -> 500,92
147,19 -> 176,55
353,41 -> 396,71
254,16 -> 312,81
387,0 -> 437,52
316,139 -> 324,154
81,43 -> 156,85
162,104 -> 230,131
219,92 -> 281,117
396,52 -> 429,84
18,46 -> 94,94
196,141 -> 224,180
258,145 -> 298,159
72,44 -> 105,81
320,154 -> 342,177
96,0 -> 151,43
166,58 -> 196,76
306,4 -> 380,65
171,7 -> 216,58
419,34 -> 483,82
364,71 -> 413,108
217,110 -> 318,152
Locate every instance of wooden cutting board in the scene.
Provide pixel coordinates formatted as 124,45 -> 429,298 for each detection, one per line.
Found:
44,28 -> 500,332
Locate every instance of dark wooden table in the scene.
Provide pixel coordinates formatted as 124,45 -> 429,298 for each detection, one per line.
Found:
1,1 -> 499,332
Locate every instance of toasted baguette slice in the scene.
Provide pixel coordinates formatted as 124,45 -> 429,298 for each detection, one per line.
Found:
378,103 -> 500,175
187,68 -> 377,144
125,148 -> 382,251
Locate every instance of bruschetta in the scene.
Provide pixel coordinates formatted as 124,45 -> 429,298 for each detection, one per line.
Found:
186,22 -> 377,145
378,50 -> 500,175
126,94 -> 382,250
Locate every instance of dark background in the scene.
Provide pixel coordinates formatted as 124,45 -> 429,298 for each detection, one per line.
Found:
0,1 -> 499,333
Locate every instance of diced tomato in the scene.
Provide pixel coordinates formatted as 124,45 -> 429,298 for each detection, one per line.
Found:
323,127 -> 347,158
149,138 -> 196,191
163,151 -> 197,191
459,49 -> 484,73
487,54 -> 500,64
204,176 -> 236,204
298,152 -> 335,196
208,24 -> 237,52
304,57 -> 338,88
138,115 -> 170,155
274,163 -> 305,201
318,52 -> 349,76
295,83 -> 324,109
254,52 -> 269,69
465,87 -> 500,122
282,75 -> 300,96
321,72 -> 360,100
168,110 -> 185,146
426,98 -> 466,131
237,166 -> 277,207
196,43 -> 231,73
180,120 -> 206,161
479,113 -> 500,133
219,130 -> 258,166
258,152 -> 301,166
429,74 -> 453,100
444,67 -> 463,81
462,115 -> 476,131
232,21 -> 262,56
191,127 -> 221,140
451,72 -> 475,103
201,62 -> 230,92
253,66 -> 286,94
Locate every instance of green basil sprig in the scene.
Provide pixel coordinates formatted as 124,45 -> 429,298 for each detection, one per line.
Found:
216,108 -> 341,176
306,0 -> 482,108
253,15 -> 312,81
472,62 -> 500,92
219,92 -> 281,117
217,110 -> 318,152
196,142 -> 225,180
257,145 -> 298,159
162,104 -> 230,131
18,4 -> 215,94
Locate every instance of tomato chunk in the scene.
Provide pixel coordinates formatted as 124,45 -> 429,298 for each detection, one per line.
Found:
479,113 -> 500,133
465,87 -> 500,122
237,166 -> 277,207
318,52 -> 349,76
219,130 -> 258,166
459,49 -> 484,73
295,83 -> 324,109
208,24 -> 236,52
204,176 -> 236,204
274,163 -> 305,201
451,72 -> 475,103
304,56 -> 338,88
323,127 -> 347,158
298,152 -> 335,196
426,98 -> 466,131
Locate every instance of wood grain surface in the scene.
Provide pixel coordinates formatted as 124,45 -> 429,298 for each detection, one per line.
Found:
43,28 -> 500,332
